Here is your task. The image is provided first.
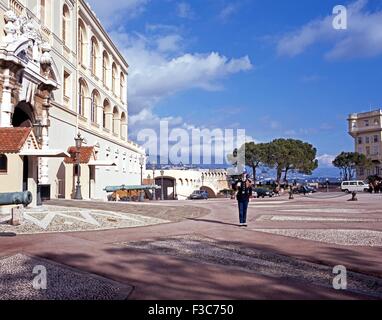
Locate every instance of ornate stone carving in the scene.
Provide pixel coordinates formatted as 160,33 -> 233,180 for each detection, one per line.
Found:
3,10 -> 43,61
3,11 -> 18,45
40,42 -> 52,66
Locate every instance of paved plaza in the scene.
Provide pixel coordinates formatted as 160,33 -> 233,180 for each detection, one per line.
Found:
1,193 -> 382,300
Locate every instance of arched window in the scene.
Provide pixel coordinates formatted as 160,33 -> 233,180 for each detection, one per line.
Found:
120,72 -> 125,101
103,99 -> 111,130
62,5 -> 70,46
112,106 -> 119,134
120,112 -> 127,140
78,79 -> 88,117
91,37 -> 98,75
78,20 -> 86,65
0,155 -> 7,173
91,90 -> 100,124
103,51 -> 109,86
112,63 -> 117,94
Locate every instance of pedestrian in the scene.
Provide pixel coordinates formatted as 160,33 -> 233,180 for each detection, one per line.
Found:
233,170 -> 253,227
274,185 -> 280,197
369,182 -> 374,194
376,181 -> 381,193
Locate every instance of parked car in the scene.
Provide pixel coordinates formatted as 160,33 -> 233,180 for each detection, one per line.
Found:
294,185 -> 317,194
253,188 -> 274,198
189,190 -> 209,200
341,181 -> 369,193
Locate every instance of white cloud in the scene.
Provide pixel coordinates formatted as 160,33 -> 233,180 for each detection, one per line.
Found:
86,0 -> 149,26
109,30 -> 253,114
316,154 -> 335,167
176,2 -> 195,19
219,4 -> 239,21
277,0 -> 382,59
156,34 -> 183,53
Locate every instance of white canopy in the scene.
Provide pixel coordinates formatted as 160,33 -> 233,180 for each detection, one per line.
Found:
88,160 -> 117,167
20,149 -> 69,158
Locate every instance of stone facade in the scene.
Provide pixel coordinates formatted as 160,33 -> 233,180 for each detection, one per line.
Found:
0,0 -> 145,203
348,109 -> 382,180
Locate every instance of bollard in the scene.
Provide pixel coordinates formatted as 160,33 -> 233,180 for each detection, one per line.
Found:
10,206 -> 24,226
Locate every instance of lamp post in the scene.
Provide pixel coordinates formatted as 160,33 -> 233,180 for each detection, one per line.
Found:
33,120 -> 43,206
160,169 -> 164,201
152,163 -> 156,201
74,133 -> 84,200
139,154 -> 146,202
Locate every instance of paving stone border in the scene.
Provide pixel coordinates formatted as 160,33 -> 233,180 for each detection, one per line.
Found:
254,229 -> 382,247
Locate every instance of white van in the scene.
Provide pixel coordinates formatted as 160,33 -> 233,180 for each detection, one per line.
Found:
341,181 -> 369,193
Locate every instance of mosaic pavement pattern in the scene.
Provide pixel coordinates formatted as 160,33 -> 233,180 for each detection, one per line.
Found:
118,235 -> 382,299
0,254 -> 132,300
253,229 -> 382,247
0,206 -> 169,234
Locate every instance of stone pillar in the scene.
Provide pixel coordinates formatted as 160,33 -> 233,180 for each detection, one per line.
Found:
0,69 -> 14,127
28,156 -> 38,208
113,117 -> 121,136
121,122 -> 128,140
39,98 -> 51,185
34,80 -> 53,187
105,111 -> 113,131
97,105 -> 103,128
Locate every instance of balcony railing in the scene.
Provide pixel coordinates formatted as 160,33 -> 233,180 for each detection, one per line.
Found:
10,0 -> 24,16
349,125 -> 382,133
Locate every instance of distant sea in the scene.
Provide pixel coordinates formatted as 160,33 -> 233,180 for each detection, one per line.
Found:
152,164 -> 340,179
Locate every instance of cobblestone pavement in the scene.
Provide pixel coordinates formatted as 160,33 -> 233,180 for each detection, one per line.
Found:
119,235 -> 382,299
47,200 -> 210,222
0,254 -> 132,300
0,193 -> 382,300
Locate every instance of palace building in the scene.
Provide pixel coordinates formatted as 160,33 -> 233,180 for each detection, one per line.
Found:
348,109 -> 382,180
0,0 -> 145,206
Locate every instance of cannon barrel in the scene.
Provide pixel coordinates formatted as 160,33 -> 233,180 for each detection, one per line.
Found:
0,192 -> 33,206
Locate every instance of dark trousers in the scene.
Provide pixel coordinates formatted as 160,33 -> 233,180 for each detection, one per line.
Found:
238,199 -> 249,224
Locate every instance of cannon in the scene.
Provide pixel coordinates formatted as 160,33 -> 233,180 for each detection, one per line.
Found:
0,191 -> 33,207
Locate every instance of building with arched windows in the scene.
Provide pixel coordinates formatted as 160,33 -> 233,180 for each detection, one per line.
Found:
0,0 -> 145,205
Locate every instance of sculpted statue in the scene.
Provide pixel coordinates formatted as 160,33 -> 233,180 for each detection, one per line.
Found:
3,10 -> 17,44
3,10 -> 42,47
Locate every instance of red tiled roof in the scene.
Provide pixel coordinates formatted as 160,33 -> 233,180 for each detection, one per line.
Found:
64,146 -> 95,164
0,128 -> 32,153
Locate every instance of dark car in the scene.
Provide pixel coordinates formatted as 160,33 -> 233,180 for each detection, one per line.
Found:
253,188 -> 274,198
294,185 -> 317,194
189,190 -> 209,200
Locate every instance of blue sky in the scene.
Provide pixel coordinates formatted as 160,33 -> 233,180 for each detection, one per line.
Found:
87,0 -> 382,168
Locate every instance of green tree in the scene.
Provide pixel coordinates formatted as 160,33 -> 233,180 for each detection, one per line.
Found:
332,152 -> 372,180
243,142 -> 269,182
266,139 -> 318,184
